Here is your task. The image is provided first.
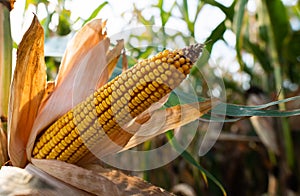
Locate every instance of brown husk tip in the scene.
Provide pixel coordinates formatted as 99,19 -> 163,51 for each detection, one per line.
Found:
8,15 -> 46,167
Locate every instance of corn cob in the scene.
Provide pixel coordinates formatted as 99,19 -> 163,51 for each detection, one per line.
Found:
32,44 -> 203,163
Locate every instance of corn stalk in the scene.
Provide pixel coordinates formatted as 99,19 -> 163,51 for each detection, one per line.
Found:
0,0 -> 12,122
0,0 -> 13,166
260,0 -> 294,168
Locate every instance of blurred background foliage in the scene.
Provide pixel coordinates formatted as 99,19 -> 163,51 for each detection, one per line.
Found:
10,0 -> 300,195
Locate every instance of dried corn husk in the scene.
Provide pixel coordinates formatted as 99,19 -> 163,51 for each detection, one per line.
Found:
27,19 -> 124,163
8,15 -> 46,167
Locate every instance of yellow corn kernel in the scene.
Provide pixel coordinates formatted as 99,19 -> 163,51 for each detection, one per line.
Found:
32,44 -> 203,164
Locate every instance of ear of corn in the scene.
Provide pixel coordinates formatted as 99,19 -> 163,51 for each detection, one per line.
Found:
32,44 -> 203,164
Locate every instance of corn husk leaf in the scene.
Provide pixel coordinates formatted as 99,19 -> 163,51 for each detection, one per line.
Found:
31,159 -> 121,195
56,19 -> 107,84
122,100 -> 213,151
8,15 -> 46,167
31,158 -> 172,195
27,20 -> 124,162
83,164 -> 173,195
77,100 -> 213,165
0,165 -> 89,195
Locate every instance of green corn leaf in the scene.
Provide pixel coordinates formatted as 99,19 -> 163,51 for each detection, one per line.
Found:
191,21 -> 226,71
166,131 -> 227,196
284,30 -> 300,83
157,0 -> 176,26
82,1 -> 108,26
265,0 -> 290,54
182,0 -> 194,33
233,0 -> 247,70
202,96 -> 300,121
203,0 -> 235,21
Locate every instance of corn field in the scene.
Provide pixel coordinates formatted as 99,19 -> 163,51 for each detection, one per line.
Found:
1,0 -> 300,195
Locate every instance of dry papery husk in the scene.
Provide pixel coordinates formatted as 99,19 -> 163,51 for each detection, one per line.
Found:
0,161 -> 174,195
7,15 -> 123,167
26,18 -> 124,164
6,15 -> 215,195
8,15 -> 46,167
